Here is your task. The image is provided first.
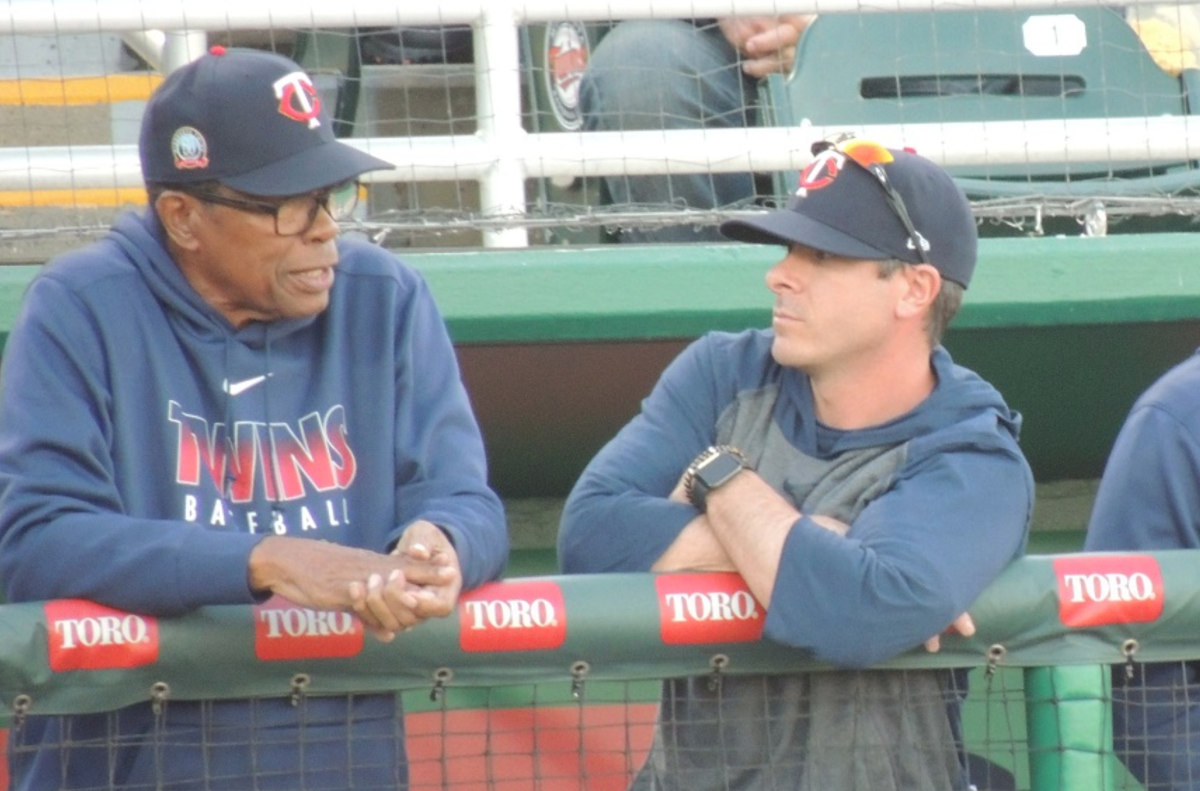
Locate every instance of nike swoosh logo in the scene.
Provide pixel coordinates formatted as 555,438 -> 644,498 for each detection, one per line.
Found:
223,375 -> 269,396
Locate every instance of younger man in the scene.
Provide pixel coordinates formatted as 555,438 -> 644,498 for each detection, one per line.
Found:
559,138 -> 1032,790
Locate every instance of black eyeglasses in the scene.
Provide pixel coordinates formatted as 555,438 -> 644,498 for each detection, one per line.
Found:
187,180 -> 360,237
811,136 -> 930,264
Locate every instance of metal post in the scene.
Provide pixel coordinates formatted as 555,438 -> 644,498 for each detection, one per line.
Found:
161,30 -> 208,74
474,1 -> 529,247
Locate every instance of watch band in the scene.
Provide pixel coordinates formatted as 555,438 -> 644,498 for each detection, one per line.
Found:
681,446 -> 720,507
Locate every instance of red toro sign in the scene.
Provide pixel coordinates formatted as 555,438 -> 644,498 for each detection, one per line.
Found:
1055,554 -> 1164,627
45,600 -> 160,672
656,573 -> 765,645
254,596 -> 364,661
458,580 -> 567,652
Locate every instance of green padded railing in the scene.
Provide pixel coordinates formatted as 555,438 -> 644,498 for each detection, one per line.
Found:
0,549 -> 1196,790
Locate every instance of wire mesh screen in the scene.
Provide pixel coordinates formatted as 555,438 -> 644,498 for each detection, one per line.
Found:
7,663 -> 1184,790
0,670 -> 1060,791
1108,660 -> 1200,791
3,2 -> 1200,261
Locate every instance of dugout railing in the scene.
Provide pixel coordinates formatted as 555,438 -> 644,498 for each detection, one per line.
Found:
1,235 -> 1188,500
0,551 -> 1192,790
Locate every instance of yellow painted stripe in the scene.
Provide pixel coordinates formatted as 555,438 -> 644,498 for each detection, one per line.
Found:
0,74 -> 163,106
1,183 -> 367,209
0,188 -> 146,208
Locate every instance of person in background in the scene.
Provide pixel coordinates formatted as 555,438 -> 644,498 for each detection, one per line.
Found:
0,46 -> 508,789
580,16 -> 810,243
559,136 -> 1032,790
1085,354 -> 1200,791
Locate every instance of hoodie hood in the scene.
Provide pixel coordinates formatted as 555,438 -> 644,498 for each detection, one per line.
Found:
775,344 -> 1023,460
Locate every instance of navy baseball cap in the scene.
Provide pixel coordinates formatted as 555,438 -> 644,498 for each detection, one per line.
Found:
720,139 -> 978,288
139,46 -> 393,196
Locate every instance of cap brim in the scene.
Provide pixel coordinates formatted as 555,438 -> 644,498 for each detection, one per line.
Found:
720,211 -> 894,260
221,140 -> 394,196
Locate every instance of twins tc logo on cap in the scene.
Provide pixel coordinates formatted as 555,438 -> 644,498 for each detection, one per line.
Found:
273,71 -> 322,129
795,143 -> 900,199
171,126 -> 209,171
794,146 -> 847,196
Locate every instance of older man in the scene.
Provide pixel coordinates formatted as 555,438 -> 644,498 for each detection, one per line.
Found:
0,46 -> 508,789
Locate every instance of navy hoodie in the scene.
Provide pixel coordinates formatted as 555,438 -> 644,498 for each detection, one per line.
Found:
1085,348 -> 1200,791
0,210 -> 508,788
559,330 -> 1032,791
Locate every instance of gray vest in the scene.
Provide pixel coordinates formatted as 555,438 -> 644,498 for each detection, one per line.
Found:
634,385 -> 965,791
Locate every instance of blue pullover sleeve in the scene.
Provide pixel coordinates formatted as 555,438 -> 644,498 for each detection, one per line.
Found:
1083,371 -> 1200,791
0,275 -> 265,615
384,273 -> 508,589
1086,403 -> 1200,552
763,424 -> 1032,668
559,335 -> 738,573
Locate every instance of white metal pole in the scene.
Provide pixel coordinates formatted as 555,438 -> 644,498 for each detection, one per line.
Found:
161,30 -> 207,73
0,0 -> 1183,33
120,30 -> 166,71
473,1 -> 530,247
7,117 -> 1200,191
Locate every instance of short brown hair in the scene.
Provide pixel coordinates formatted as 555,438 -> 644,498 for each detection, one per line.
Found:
876,259 -> 964,346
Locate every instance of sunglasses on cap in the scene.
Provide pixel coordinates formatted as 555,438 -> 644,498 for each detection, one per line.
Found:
811,135 -> 931,265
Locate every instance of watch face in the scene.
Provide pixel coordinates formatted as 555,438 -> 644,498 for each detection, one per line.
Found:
697,452 -> 745,488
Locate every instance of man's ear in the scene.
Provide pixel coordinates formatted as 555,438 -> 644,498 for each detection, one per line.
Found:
154,191 -> 202,251
896,263 -> 942,321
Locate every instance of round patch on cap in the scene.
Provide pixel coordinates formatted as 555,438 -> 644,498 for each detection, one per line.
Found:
544,21 -> 589,131
171,126 -> 209,171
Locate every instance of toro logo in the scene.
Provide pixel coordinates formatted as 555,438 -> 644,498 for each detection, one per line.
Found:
459,580 -> 566,652
45,600 -> 159,672
657,573 -> 764,645
254,596 -> 363,661
1055,555 -> 1164,627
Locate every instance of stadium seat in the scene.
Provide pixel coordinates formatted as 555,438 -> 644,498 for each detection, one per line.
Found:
292,24 -> 603,141
762,7 -> 1200,192
292,24 -> 609,245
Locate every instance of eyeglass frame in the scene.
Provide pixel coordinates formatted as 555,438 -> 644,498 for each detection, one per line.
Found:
180,180 -> 359,237
810,136 -> 931,266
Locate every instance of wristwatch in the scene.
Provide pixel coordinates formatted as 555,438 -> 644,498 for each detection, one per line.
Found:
684,445 -> 750,512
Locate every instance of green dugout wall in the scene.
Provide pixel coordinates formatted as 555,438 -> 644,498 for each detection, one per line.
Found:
0,232 -> 1196,567
0,232 -> 1197,499
412,232 -> 1200,496
0,233 -> 1197,788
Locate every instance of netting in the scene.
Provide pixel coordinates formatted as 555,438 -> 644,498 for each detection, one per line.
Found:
7,664 -> 1199,790
2,0 -> 1200,260
3,674 -> 1029,790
